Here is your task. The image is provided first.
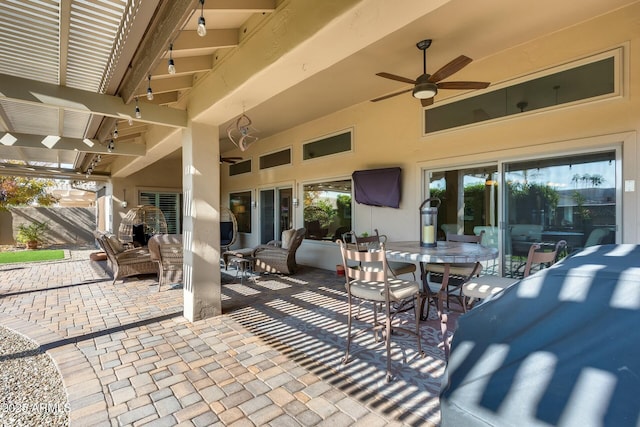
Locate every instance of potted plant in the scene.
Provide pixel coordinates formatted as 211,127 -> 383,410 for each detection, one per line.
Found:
16,221 -> 50,249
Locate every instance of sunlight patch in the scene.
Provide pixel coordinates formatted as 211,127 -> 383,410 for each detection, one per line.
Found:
611,268 -> 640,309
254,280 -> 291,290
224,283 -> 261,296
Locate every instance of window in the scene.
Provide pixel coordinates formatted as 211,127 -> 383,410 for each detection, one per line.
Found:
303,179 -> 352,241
139,191 -> 182,234
425,49 -> 619,134
229,159 -> 251,176
303,129 -> 352,160
260,148 -> 291,169
230,191 -> 252,233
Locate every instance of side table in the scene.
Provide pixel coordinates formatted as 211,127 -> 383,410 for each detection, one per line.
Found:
222,248 -> 254,269
229,256 -> 254,284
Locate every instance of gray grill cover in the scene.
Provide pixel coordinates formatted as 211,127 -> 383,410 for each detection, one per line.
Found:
441,244 -> 640,427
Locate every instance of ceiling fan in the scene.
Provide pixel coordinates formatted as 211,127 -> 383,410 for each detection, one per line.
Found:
220,156 -> 243,164
371,39 -> 490,107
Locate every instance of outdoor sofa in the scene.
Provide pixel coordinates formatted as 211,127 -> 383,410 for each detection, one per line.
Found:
94,230 -> 157,285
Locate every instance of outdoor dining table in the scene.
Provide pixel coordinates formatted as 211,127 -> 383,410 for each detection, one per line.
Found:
384,241 -> 498,358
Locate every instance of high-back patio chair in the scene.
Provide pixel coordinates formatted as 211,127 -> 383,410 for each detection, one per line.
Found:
422,232 -> 485,317
337,239 -> 423,382
462,240 -> 567,306
345,229 -> 417,280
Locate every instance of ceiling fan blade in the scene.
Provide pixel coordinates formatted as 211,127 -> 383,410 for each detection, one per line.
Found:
376,72 -> 416,85
370,88 -> 413,102
421,97 -> 434,107
428,55 -> 473,83
220,156 -> 242,164
437,81 -> 490,90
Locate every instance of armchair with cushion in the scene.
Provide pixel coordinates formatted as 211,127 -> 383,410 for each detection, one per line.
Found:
94,230 -> 157,285
253,228 -> 306,274
148,234 -> 183,291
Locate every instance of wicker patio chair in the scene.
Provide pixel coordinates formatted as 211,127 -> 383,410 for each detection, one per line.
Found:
253,228 -> 306,274
148,234 -> 183,291
220,206 -> 238,252
118,205 -> 168,246
94,230 -> 158,285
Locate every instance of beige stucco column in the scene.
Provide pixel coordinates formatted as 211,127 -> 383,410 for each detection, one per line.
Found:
182,121 -> 221,321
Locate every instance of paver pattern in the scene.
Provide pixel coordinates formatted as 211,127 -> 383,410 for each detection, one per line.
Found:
0,246 -> 452,426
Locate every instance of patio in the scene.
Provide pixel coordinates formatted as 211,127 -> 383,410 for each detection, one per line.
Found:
0,247 -> 456,426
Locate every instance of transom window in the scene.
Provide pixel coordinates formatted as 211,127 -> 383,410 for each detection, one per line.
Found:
425,48 -> 620,134
302,129 -> 352,160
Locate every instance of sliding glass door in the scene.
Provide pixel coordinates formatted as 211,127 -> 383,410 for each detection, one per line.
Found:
429,165 -> 499,273
426,148 -> 619,278
503,151 -> 617,276
259,187 -> 293,244
429,165 -> 498,242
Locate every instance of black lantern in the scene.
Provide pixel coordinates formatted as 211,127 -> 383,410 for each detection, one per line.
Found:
419,197 -> 440,247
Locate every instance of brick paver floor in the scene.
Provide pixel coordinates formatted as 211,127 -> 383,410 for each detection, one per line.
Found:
0,246 -> 448,426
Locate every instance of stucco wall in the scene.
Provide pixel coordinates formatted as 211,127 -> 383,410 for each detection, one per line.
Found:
219,3 -> 640,270
1,207 -> 96,246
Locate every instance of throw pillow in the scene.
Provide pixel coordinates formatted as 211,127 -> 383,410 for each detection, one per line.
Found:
281,229 -> 296,250
107,234 -> 125,254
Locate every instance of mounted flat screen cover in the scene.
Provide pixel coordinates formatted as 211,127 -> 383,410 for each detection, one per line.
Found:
352,167 -> 401,208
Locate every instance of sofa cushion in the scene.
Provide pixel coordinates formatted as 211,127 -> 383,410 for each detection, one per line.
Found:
107,234 -> 125,254
281,229 -> 296,250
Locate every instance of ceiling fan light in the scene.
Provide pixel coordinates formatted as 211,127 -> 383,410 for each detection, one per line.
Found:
413,75 -> 438,99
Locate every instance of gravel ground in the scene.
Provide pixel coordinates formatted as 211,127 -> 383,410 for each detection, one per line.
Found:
0,328 -> 69,427
0,245 -> 98,426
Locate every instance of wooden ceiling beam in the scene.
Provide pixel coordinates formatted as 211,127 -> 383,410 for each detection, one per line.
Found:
118,0 -> 198,103
0,162 -> 110,181
203,0 -> 276,12
0,73 -> 187,128
144,92 -> 180,105
0,132 -> 145,156
173,29 -> 239,51
59,0 -> 71,87
137,75 -> 194,98
152,55 -> 213,77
